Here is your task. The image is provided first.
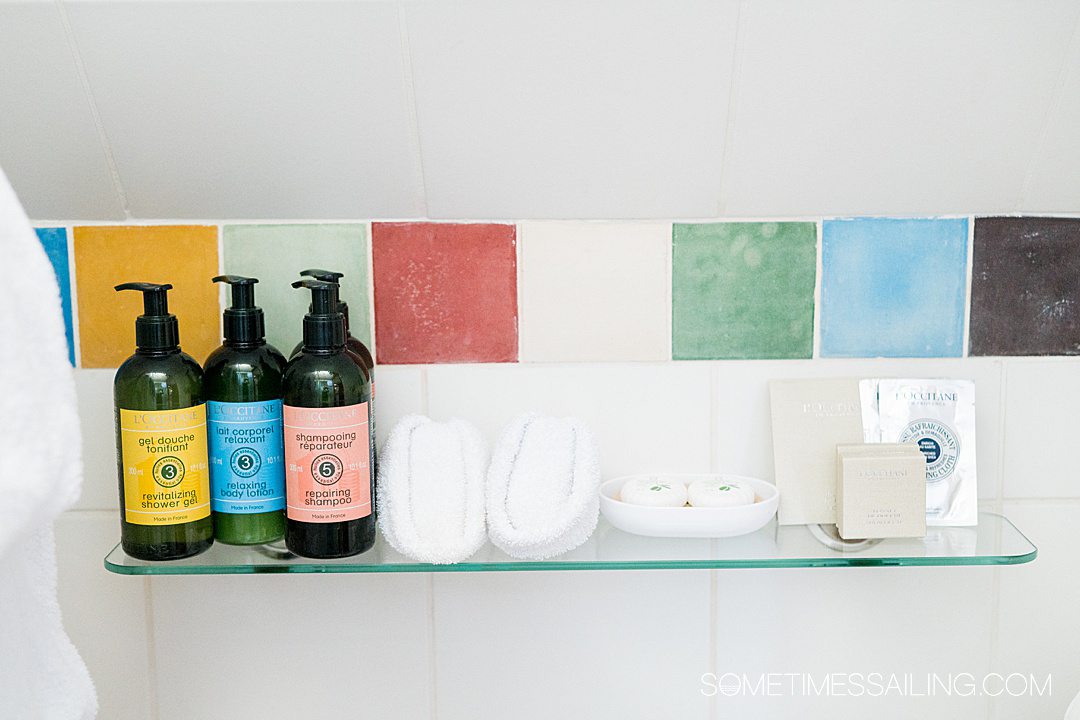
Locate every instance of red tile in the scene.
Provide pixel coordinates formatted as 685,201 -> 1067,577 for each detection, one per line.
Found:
372,223 -> 518,364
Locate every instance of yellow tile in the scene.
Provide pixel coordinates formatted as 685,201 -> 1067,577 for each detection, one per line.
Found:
74,226 -> 220,368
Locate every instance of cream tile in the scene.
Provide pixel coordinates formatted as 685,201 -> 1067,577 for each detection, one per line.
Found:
519,222 -> 670,362
406,0 -> 738,218
65,1 -> 422,218
55,511 -> 153,720
433,571 -> 711,720
713,358 -> 1003,501
713,565 -> 995,719
74,369 -> 118,511
991,502 -> 1080,718
1002,359 -> 1080,498
723,0 -> 1080,216
151,573 -> 432,719
372,365 -> 424,450
425,363 -> 712,478
0,3 -> 124,219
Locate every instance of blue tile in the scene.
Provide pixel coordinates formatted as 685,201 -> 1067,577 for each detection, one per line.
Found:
36,227 -> 75,365
820,218 -> 968,358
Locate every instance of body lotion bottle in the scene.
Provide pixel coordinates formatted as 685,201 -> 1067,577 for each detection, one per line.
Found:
113,283 -> 213,560
203,275 -> 287,545
283,279 -> 374,558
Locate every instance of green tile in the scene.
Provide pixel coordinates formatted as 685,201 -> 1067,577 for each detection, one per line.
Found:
672,222 -> 816,360
222,224 -> 370,354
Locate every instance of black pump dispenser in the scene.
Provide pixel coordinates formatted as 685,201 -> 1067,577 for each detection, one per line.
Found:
213,275 -> 266,346
293,278 -> 345,351
114,282 -> 179,351
299,268 -> 353,321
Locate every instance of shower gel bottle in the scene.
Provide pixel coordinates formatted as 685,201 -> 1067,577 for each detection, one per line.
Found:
203,275 -> 287,545
114,283 -> 213,560
283,279 -> 374,558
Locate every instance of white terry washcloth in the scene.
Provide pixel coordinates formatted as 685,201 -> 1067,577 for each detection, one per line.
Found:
378,415 -> 488,564
486,413 -> 601,560
0,168 -> 97,718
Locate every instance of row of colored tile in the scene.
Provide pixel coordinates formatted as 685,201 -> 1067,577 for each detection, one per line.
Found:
36,217 -> 1080,368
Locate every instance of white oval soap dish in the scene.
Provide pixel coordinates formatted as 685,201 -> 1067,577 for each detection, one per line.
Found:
599,474 -> 779,538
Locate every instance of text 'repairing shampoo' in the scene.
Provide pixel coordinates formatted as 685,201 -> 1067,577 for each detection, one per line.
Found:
203,275 -> 288,545
113,282 -> 213,560
283,279 -> 374,558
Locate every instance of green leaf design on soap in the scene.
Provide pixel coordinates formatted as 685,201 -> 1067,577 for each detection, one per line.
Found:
649,484 -> 671,492
718,485 -> 732,491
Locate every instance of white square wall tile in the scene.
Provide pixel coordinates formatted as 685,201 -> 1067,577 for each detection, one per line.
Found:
0,3 -> 124,219
405,0 -> 738,219
713,358 -> 1004,501
519,222 -> 670,362
712,566 -> 995,719
65,1 -> 422,219
75,369 -> 119,510
426,363 -> 712,477
55,511 -> 154,720
991,502 -> 1080,719
372,365 -> 424,450
1002,360 -> 1080,498
722,0 -> 1080,216
151,573 -> 432,720
433,571 -> 711,720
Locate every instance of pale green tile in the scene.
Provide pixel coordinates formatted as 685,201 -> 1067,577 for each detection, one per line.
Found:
222,224 -> 370,354
672,222 -> 816,360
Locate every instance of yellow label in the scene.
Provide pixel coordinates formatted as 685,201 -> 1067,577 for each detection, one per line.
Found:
120,405 -> 210,526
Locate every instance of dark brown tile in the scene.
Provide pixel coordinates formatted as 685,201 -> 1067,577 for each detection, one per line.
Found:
970,217 -> 1080,356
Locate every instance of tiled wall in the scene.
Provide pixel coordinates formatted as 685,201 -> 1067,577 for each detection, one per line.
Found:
37,216 -> 1080,369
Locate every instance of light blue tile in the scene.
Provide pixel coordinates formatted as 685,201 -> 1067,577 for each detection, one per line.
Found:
36,227 -> 75,365
820,218 -> 968,358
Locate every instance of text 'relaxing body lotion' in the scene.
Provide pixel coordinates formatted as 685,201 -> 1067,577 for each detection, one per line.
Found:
113,282 -> 213,561
283,278 -> 374,558
203,275 -> 288,545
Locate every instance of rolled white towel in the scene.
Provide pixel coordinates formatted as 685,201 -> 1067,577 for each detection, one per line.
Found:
377,415 -> 487,564
486,413 -> 601,560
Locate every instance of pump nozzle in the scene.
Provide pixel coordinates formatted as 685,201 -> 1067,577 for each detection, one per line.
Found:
114,282 -> 179,351
299,269 -> 351,328
213,275 -> 265,345
292,278 -> 345,351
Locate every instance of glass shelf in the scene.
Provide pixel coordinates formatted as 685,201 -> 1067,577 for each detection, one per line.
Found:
104,511 -> 1035,575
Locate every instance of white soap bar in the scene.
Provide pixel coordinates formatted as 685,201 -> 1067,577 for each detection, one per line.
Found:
687,479 -> 755,508
620,478 -> 688,507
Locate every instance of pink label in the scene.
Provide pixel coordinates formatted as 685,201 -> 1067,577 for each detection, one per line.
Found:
283,403 -> 371,523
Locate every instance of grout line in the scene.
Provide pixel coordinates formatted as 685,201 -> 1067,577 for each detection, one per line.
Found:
420,366 -> 430,417
812,219 -> 824,359
367,221 -> 377,354
716,0 -> 746,216
666,223 -> 675,361
1016,7 -> 1080,211
54,0 -> 131,219
427,574 -> 438,720
962,216 -> 975,357
995,360 -> 1009,506
397,3 -> 429,218
65,224 -> 82,367
143,577 -> 162,720
708,568 -> 719,720
515,222 -> 525,361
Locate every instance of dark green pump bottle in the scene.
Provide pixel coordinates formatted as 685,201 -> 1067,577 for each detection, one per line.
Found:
203,275 -> 288,545
283,279 -> 375,558
290,268 -> 377,482
114,282 -> 213,561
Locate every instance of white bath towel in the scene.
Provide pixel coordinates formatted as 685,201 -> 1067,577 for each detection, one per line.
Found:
486,413 -> 601,560
0,169 -> 96,717
378,415 -> 488,564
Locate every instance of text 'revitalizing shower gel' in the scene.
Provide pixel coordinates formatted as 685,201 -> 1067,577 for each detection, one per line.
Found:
113,282 -> 213,561
203,275 -> 288,545
283,278 -> 374,558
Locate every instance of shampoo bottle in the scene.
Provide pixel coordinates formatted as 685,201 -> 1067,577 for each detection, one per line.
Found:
283,279 -> 375,558
113,283 -> 213,560
292,268 -> 378,485
203,275 -> 287,545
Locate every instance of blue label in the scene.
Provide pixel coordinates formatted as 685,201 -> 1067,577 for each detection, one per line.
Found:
208,400 -> 285,513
